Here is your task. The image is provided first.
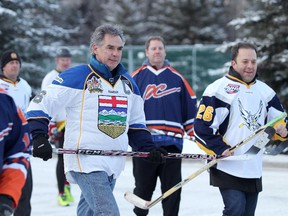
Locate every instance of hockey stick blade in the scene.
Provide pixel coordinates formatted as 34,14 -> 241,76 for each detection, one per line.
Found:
124,114 -> 285,210
265,140 -> 288,155
244,126 -> 275,155
124,192 -> 149,210
221,126 -> 275,160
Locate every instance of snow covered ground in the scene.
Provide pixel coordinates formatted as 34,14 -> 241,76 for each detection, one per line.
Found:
30,140 -> 288,216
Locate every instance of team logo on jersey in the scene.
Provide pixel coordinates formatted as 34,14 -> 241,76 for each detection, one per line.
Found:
143,83 -> 181,100
238,98 -> 263,131
121,80 -> 131,95
224,84 -> 240,94
98,95 -> 127,138
87,76 -> 103,93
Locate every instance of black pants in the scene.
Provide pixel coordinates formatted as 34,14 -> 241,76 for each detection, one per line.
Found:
56,131 -> 67,193
132,157 -> 182,216
14,163 -> 33,216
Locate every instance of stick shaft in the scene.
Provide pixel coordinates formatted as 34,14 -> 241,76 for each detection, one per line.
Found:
146,126 -> 275,208
54,148 -> 216,160
125,113 -> 286,209
148,128 -> 194,140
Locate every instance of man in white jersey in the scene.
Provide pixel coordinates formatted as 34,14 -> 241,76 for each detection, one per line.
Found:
41,47 -> 72,90
0,50 -> 32,216
41,47 -> 74,206
27,24 -> 166,216
194,42 -> 288,216
0,51 -> 31,114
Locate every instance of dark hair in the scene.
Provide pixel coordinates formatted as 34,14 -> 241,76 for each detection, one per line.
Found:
89,24 -> 125,54
145,36 -> 165,50
231,42 -> 257,61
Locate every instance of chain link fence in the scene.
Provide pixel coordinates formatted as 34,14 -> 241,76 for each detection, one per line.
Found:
122,45 -> 229,98
30,45 -> 229,98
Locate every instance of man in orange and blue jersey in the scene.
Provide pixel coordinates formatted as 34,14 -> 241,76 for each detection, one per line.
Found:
0,88 -> 30,216
131,36 -> 197,216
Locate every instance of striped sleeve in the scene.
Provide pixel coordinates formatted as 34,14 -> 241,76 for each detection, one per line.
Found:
0,91 -> 30,207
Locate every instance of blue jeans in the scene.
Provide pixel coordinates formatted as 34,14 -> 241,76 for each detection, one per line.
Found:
69,171 -> 120,216
219,188 -> 259,216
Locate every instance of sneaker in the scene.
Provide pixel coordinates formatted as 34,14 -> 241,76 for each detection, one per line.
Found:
57,194 -> 70,206
64,184 -> 74,203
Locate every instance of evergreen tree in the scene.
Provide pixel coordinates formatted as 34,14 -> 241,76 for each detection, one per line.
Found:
76,0 -> 105,44
152,0 -> 231,44
228,0 -> 288,109
0,0 -> 77,92
101,0 -> 232,45
102,0 -> 162,45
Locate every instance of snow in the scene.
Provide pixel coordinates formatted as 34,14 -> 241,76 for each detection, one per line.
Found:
0,7 -> 16,16
30,140 -> 288,216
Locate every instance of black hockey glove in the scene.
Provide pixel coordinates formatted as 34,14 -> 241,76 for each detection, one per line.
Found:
32,134 -> 52,161
0,195 -> 14,216
148,147 -> 168,164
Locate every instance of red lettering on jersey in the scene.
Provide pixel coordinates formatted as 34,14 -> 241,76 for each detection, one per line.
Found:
143,84 -> 181,100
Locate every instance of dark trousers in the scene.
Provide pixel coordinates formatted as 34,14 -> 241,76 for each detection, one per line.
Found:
219,188 -> 259,216
56,133 -> 66,193
132,157 -> 182,216
14,163 -> 33,216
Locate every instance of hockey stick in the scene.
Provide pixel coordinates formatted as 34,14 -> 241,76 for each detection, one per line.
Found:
124,113 -> 286,210
54,147 -> 265,160
148,128 -> 194,140
264,140 -> 288,155
54,148 -> 217,160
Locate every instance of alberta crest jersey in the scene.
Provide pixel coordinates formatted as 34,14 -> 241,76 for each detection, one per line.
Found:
27,63 -> 148,180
